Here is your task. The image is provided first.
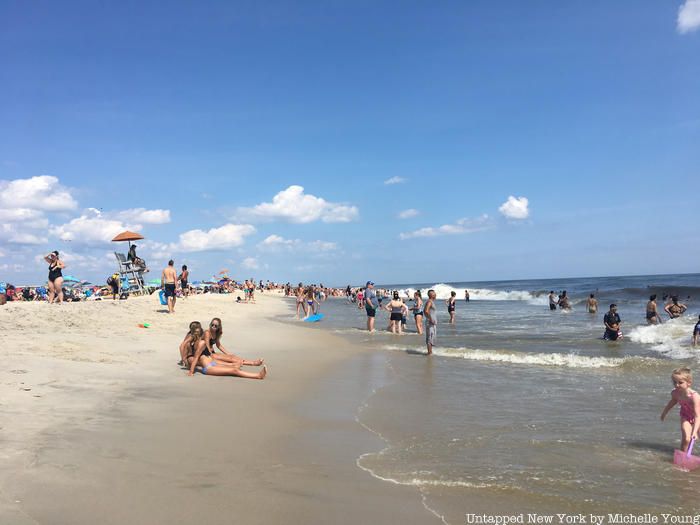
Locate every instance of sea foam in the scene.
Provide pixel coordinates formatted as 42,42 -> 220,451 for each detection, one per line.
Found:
398,284 -> 548,305
627,318 -> 697,359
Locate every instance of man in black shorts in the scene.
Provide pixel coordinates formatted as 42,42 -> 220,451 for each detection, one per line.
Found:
161,259 -> 178,314
364,281 -> 379,332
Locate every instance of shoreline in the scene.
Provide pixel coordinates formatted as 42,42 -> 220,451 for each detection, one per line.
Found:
1,293 -> 440,524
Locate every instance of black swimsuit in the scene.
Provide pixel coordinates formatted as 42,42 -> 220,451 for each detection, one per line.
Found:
48,263 -> 62,283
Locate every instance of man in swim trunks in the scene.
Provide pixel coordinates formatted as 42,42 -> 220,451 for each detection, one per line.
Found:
664,296 -> 687,319
364,281 -> 379,332
693,315 -> 700,347
424,289 -> 437,355
161,259 -> 178,314
548,291 -> 558,311
603,304 -> 622,341
179,265 -> 189,298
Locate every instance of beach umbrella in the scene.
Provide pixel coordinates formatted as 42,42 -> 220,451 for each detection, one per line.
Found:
63,275 -> 80,282
111,230 -> 145,250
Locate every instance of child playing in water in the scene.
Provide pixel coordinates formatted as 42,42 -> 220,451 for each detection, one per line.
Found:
660,367 -> 700,452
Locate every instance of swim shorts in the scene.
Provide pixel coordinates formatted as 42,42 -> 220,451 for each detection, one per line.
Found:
365,306 -> 376,318
164,283 -> 176,298
390,313 -> 402,322
426,323 -> 437,346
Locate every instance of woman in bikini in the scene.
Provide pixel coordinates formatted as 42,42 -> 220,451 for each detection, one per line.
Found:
44,250 -> 65,304
295,283 -> 306,319
385,291 -> 408,334
181,321 -> 266,379
203,318 -> 264,368
412,290 -> 424,335
646,295 -> 662,324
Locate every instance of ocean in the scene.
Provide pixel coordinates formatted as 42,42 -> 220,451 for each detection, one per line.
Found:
294,274 -> 700,522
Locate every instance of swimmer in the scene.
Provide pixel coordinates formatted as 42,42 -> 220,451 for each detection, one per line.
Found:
558,291 -> 571,311
446,291 -> 456,324
603,304 -> 622,341
661,367 -> 700,453
385,291 -> 408,334
586,293 -> 598,314
412,290 -> 424,336
665,296 -> 688,319
646,295 -> 662,325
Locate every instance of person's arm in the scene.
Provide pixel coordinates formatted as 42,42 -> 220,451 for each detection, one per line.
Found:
425,300 -> 435,325
161,269 -> 165,288
179,335 -> 191,365
680,304 -> 688,314
44,254 -> 53,264
664,304 -> 672,317
604,316 -> 613,331
691,394 -> 700,439
660,397 -> 677,421
57,260 -> 66,269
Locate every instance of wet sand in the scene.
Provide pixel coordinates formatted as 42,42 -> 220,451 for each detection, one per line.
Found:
0,293 -> 440,524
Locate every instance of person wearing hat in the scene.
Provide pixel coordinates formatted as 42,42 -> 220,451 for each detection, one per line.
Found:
603,304 -> 622,341
128,244 -> 147,272
364,281 -> 379,332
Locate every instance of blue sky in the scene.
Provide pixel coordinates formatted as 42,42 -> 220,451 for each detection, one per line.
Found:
1,1 -> 699,286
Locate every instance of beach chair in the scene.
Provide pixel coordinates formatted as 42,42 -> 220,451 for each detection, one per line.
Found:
114,252 -> 145,295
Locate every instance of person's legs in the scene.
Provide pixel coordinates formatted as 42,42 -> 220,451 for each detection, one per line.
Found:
415,314 -> 423,335
54,277 -> 64,304
681,420 -> 693,452
204,364 -> 267,379
47,281 -> 55,303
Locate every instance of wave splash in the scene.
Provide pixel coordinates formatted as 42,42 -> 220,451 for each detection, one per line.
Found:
627,318 -> 698,359
398,284 -> 548,305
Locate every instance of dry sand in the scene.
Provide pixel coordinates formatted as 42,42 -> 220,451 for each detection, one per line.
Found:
1,293 -> 441,524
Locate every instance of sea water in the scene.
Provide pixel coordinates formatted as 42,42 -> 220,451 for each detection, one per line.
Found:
295,274 -> 700,522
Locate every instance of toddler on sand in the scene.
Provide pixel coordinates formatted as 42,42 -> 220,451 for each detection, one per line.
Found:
661,367 -> 700,452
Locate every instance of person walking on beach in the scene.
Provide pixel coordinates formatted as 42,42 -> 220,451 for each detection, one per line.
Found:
447,291 -> 457,324
44,250 -> 65,304
161,260 -> 178,314
646,295 -> 663,324
660,367 -> 700,453
424,289 -> 437,355
464,289 -> 470,302
664,296 -> 687,319
179,265 -> 189,298
364,281 -> 379,332
586,294 -> 598,314
412,290 -> 424,335
548,291 -> 558,311
603,304 -> 622,341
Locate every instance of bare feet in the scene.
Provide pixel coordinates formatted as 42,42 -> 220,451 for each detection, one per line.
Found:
258,365 -> 267,379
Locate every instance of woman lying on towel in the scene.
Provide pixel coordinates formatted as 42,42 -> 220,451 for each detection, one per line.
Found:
180,321 -> 266,379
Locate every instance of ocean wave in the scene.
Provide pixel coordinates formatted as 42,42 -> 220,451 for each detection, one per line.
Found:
381,344 -> 657,369
627,318 -> 698,359
397,284 -> 548,305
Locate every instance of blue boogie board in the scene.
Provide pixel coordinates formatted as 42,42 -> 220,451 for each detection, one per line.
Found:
158,289 -> 167,305
304,313 -> 325,323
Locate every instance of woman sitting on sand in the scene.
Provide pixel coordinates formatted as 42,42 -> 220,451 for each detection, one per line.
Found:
203,317 -> 264,368
180,321 -> 266,379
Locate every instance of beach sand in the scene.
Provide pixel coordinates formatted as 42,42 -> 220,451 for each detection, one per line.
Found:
1,293 -> 441,524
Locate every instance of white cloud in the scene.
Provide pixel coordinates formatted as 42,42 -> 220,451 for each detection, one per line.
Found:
0,208 -> 45,222
498,196 -> 530,220
397,208 -> 419,219
173,223 -> 256,252
237,185 -> 359,224
0,175 -> 77,211
50,208 -> 135,245
384,176 -> 407,185
114,208 -> 171,224
257,234 -> 337,253
678,0 -> 700,33
241,257 -> 260,270
0,223 -> 48,245
399,215 -> 491,240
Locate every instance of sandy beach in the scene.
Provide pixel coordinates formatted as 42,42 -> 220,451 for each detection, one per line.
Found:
1,293 -> 440,524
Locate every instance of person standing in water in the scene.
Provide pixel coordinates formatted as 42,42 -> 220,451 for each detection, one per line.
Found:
364,281 -> 379,332
586,294 -> 598,314
665,296 -> 688,319
603,304 -> 622,341
548,291 -> 558,311
693,315 -> 700,347
646,295 -> 663,324
558,291 -> 571,310
446,291 -> 456,324
464,289 -> 470,302
424,289 -> 437,355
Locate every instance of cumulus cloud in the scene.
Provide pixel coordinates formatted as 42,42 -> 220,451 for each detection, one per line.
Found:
241,257 -> 260,270
114,208 -> 171,224
397,208 -> 419,219
384,176 -> 407,185
399,215 -> 491,240
172,223 -> 256,252
50,208 -> 136,245
498,196 -> 530,220
0,175 -> 77,211
0,223 -> 47,245
678,0 -> 700,33
237,186 -> 359,224
257,234 -> 337,253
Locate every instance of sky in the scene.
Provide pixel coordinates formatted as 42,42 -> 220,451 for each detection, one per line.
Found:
1,0 -> 699,287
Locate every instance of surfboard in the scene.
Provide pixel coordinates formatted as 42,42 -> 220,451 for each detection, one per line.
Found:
304,313 -> 325,323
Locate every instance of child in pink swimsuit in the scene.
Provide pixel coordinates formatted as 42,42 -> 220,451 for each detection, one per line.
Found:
660,367 -> 700,453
